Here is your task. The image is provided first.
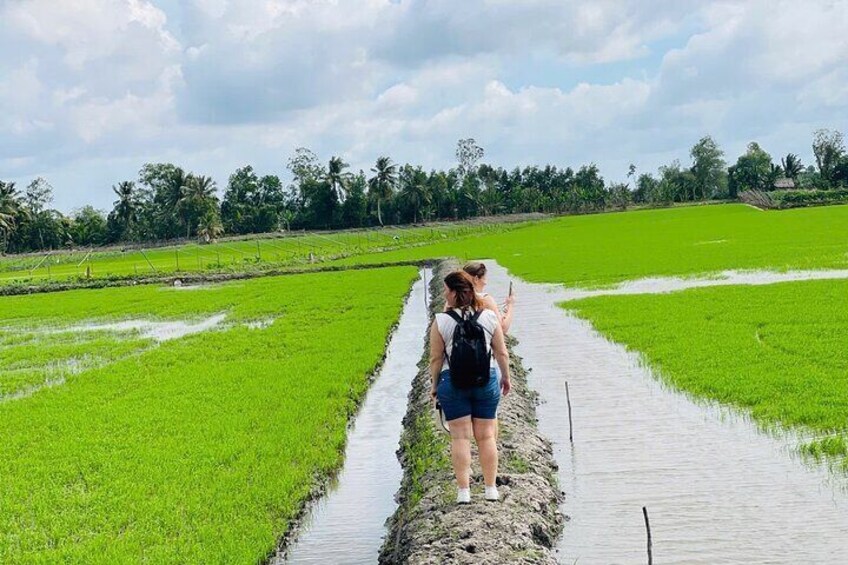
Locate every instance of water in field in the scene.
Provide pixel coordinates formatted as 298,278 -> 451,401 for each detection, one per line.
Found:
68,313 -> 227,341
277,269 -> 430,565
558,267 -> 848,301
483,261 -> 848,565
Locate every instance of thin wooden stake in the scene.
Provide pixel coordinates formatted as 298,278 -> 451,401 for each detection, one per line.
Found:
565,381 -> 574,443
643,506 -> 653,565
140,249 -> 157,273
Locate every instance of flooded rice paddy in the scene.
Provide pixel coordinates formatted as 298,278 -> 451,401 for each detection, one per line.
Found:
67,313 -> 227,341
278,270 -> 429,564
483,261 -> 848,564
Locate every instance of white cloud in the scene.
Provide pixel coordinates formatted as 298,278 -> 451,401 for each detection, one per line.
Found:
4,0 -> 848,212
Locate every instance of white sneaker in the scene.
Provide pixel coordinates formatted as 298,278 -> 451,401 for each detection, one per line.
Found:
457,487 -> 471,504
484,485 -> 499,501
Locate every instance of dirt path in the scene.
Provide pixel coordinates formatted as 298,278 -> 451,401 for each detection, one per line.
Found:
379,261 -> 563,565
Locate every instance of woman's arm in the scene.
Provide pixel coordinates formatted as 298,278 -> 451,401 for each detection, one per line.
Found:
483,295 -> 511,334
490,323 -> 511,395
429,320 -> 445,401
484,294 -> 515,334
502,293 -> 515,333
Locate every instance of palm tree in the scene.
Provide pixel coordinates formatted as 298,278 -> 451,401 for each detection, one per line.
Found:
0,181 -> 24,252
400,167 -> 430,223
178,175 -> 217,238
325,156 -> 350,202
781,153 -> 803,181
197,210 -> 224,244
368,156 -> 397,226
112,181 -> 138,238
766,163 -> 783,190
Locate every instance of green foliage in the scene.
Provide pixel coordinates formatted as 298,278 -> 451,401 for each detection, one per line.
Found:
781,153 -> 803,180
221,166 -> 286,235
341,172 -> 369,228
690,136 -> 727,199
0,266 -> 418,563
728,142 -> 774,194
69,206 -> 108,246
770,188 -> 848,208
812,128 -> 845,187
567,279 -> 848,460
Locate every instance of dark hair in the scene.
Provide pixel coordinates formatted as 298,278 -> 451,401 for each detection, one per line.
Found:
444,271 -> 484,310
463,261 -> 487,279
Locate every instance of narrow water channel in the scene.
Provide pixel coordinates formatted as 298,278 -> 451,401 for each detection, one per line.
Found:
276,269 -> 429,565
482,261 -> 848,565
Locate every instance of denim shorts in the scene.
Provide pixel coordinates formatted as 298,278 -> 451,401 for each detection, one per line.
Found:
437,368 -> 501,421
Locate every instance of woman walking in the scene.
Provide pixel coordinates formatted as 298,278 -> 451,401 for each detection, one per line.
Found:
430,271 -> 511,503
463,261 -> 515,333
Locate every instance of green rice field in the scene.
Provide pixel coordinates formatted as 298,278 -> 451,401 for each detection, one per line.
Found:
567,279 -> 848,465
336,203 -> 848,287
3,202 -> 848,563
0,266 -> 418,563
0,221 -> 506,286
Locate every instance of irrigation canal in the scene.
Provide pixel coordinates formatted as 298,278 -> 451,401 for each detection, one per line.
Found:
278,270 -> 430,564
483,261 -> 848,564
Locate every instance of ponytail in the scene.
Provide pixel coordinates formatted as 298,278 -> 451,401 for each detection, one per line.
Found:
444,271 -> 484,311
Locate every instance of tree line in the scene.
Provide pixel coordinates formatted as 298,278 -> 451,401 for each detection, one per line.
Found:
2,129 -> 847,254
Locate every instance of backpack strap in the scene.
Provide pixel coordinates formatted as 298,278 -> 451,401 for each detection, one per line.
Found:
443,310 -> 464,324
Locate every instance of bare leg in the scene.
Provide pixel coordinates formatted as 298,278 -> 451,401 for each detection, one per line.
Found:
473,418 -> 498,487
449,417 -> 473,488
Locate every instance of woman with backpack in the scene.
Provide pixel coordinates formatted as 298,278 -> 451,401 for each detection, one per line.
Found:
430,271 -> 512,504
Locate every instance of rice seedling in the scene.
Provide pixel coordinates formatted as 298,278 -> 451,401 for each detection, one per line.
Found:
338,203 -> 848,287
566,278 -> 848,465
0,266 -> 419,563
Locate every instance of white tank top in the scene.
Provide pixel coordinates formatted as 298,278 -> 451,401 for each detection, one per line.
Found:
435,308 -> 499,371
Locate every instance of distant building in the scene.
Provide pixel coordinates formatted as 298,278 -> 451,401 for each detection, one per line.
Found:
774,178 -> 795,190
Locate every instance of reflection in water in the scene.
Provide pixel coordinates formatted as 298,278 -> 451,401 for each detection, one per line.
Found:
482,261 -> 848,565
279,270 -> 429,565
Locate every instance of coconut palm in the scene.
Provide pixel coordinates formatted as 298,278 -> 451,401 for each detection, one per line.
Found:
325,156 -> 350,202
178,175 -> 217,237
369,156 -> 397,226
781,153 -> 803,181
197,210 -> 224,244
400,167 -> 430,223
0,181 -> 24,252
111,181 -> 139,236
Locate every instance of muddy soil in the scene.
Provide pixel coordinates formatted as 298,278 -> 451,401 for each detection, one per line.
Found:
380,261 -> 563,565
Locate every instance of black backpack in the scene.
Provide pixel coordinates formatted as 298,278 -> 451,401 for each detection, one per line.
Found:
444,309 -> 491,389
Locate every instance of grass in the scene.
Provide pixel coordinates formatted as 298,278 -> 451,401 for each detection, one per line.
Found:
0,266 -> 419,563
0,221 -> 509,286
334,203 -> 848,287
566,278 -> 848,464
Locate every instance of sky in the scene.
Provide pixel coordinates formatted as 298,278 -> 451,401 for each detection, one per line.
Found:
2,0 -> 847,213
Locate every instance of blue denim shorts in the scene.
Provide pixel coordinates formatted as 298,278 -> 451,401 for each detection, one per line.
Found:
437,368 -> 501,421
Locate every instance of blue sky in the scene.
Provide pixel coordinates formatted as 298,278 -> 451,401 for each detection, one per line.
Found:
2,0 -> 847,212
